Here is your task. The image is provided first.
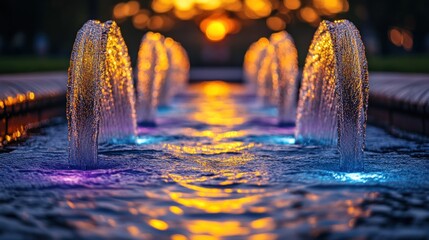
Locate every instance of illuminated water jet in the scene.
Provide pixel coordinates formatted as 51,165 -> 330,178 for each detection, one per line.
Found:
257,43 -> 275,106
67,20 -> 137,169
269,31 -> 298,125
136,32 -> 169,125
295,20 -> 369,172
158,37 -> 190,106
244,32 -> 298,124
243,38 -> 270,95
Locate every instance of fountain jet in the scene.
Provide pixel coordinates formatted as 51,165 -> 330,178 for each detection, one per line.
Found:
243,38 -> 270,95
158,38 -> 190,106
67,20 -> 137,169
295,20 -> 369,172
269,31 -> 298,125
136,32 -> 169,125
257,43 -> 275,106
244,32 -> 298,124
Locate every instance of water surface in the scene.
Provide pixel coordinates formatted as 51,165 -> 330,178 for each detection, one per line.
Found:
0,82 -> 428,239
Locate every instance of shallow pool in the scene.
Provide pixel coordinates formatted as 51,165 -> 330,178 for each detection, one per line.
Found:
0,82 -> 428,239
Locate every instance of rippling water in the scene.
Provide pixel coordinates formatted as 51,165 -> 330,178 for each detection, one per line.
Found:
0,82 -> 428,239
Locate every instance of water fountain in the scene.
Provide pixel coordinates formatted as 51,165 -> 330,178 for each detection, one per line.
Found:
295,20 -> 369,172
3,17 -> 429,240
67,20 -> 137,169
269,31 -> 298,125
136,32 -> 169,125
243,37 -> 270,95
244,32 -> 298,125
158,37 -> 190,106
257,42 -> 275,106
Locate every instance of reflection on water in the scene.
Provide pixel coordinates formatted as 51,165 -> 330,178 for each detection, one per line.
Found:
0,82 -> 428,239
190,81 -> 247,127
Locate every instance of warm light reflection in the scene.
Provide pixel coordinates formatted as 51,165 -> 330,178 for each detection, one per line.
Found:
186,220 -> 249,237
0,125 -> 25,147
148,219 -> 169,230
2,91 -> 36,108
188,82 -> 246,126
164,142 -> 255,155
47,79 -> 379,238
184,129 -> 248,142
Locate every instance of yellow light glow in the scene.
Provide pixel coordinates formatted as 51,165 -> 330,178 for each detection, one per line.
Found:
313,0 -> 348,15
186,220 -> 250,237
174,8 -> 198,20
174,0 -> 194,11
224,0 -> 242,11
250,217 -> 275,230
169,206 -> 184,215
266,16 -> 286,31
205,20 -> 227,41
149,15 -> 165,30
133,11 -> 150,29
171,234 -> 188,240
198,0 -> 222,10
148,219 -> 169,231
284,0 -> 301,10
113,3 -> 126,19
245,0 -> 272,18
248,233 -> 277,240
127,1 -> 140,16
28,92 -> 35,100
300,7 -> 319,23
152,0 -> 173,13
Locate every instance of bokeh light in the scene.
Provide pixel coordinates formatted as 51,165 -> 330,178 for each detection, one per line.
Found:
112,0 -> 351,40
389,27 -> 413,51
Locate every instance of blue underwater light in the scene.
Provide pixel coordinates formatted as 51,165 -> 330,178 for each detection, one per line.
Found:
332,172 -> 386,183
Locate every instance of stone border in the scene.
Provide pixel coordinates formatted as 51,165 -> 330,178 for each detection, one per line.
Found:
368,72 -> 429,136
0,72 -> 66,146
